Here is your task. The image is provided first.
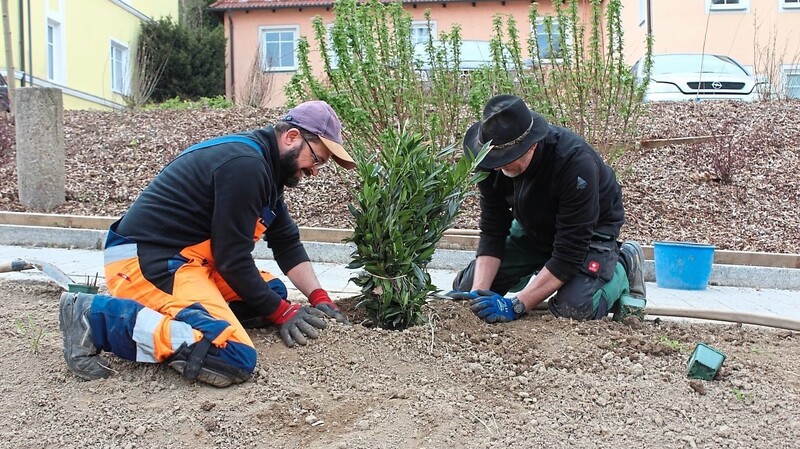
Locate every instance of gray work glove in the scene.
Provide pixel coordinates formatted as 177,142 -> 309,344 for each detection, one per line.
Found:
276,305 -> 328,348
314,302 -> 351,325
309,288 -> 351,324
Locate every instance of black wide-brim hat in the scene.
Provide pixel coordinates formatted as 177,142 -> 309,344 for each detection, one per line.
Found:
463,94 -> 549,169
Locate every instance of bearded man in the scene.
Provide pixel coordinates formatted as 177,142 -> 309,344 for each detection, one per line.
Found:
59,101 -> 354,387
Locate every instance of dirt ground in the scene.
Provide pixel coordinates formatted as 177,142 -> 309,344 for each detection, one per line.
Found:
2,280 -> 799,449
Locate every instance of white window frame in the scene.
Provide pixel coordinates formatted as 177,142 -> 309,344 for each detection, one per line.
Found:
781,0 -> 800,10
638,0 -> 646,26
46,18 -> 65,83
325,23 -> 339,69
781,65 -> 800,99
533,18 -> 572,65
706,0 -> 749,12
411,20 -> 436,45
259,25 -> 299,72
110,40 -> 129,95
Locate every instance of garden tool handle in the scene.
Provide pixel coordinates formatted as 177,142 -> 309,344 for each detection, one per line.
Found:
0,260 -> 34,273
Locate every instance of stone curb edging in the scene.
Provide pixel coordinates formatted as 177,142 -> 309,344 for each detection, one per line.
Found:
1,224 -> 798,290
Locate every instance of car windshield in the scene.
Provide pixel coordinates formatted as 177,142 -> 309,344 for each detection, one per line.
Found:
650,55 -> 746,76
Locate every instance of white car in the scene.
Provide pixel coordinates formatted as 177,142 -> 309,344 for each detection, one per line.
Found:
633,53 -> 765,102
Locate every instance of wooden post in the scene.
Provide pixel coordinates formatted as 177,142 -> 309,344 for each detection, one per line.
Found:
1,0 -> 16,114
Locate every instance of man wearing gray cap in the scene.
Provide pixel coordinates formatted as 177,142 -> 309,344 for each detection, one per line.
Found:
448,94 -> 646,324
59,100 -> 355,387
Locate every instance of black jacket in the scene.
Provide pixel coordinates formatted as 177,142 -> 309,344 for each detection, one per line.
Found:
115,126 -> 308,316
476,125 -> 625,282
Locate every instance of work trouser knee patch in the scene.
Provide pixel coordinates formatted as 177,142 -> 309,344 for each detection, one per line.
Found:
168,339 -> 252,388
549,239 -> 620,320
549,274 -> 599,320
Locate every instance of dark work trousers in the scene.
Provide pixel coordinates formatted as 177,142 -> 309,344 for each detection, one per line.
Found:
452,220 -> 631,320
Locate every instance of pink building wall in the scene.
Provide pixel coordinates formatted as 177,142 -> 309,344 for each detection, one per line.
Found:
220,1 -> 566,108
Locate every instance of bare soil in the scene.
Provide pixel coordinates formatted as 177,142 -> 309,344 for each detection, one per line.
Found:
2,280 -> 799,448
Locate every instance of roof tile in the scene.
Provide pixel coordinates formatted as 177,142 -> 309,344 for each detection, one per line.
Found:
210,0 -> 456,10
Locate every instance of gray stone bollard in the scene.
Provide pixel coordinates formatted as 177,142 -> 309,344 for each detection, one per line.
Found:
15,87 -> 65,211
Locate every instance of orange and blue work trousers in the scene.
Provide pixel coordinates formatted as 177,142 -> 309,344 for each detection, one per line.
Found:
90,220 -> 280,375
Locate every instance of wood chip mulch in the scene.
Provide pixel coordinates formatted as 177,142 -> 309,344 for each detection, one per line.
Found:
0,101 -> 798,254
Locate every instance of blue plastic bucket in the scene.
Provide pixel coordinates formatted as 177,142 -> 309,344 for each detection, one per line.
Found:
653,241 -> 715,290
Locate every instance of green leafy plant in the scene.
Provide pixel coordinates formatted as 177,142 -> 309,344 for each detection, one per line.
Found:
202,95 -> 233,109
657,335 -> 688,352
289,0 -> 651,160
15,315 -> 48,354
731,387 -> 755,402
346,127 -> 488,329
144,95 -> 231,110
470,0 -> 653,156
287,0 -> 476,153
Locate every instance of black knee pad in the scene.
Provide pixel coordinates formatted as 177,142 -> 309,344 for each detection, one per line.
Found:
168,338 -> 252,388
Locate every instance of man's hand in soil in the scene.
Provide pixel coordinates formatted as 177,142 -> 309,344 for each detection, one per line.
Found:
268,301 -> 328,347
469,290 -> 519,323
308,289 -> 350,324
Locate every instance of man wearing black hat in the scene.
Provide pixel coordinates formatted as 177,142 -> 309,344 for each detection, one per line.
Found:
449,94 -> 646,323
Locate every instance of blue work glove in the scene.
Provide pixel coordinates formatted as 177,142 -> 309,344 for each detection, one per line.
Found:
441,290 -> 480,301
469,289 -> 519,323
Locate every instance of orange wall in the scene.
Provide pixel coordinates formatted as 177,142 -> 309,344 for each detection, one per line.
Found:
622,0 -> 800,72
222,1 -> 564,108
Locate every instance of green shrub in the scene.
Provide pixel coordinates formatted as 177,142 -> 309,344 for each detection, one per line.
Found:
200,95 -> 233,109
290,0 -> 650,329
288,0 -> 651,157
144,95 -> 232,110
138,17 -> 226,102
470,0 -> 653,155
287,0 -> 474,154
346,129 -> 488,329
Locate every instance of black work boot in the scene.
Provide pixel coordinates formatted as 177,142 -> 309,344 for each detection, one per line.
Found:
59,292 -> 111,380
620,241 -> 646,299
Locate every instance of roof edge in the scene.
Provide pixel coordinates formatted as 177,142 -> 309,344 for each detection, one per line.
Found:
209,0 -> 478,12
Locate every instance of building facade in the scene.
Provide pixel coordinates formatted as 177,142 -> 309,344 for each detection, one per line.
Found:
1,0 -> 179,110
210,0 -> 601,108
